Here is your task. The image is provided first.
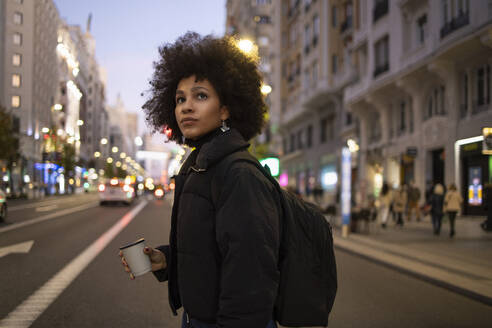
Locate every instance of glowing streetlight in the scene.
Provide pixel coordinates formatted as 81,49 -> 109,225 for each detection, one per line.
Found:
261,84 -> 272,95
112,146 -> 118,153
41,127 -> 49,133
120,152 -> 126,159
77,120 -> 84,126
54,104 -> 63,111
107,157 -> 113,164
238,39 -> 255,54
101,138 -> 108,145
134,136 -> 143,146
94,151 -> 101,158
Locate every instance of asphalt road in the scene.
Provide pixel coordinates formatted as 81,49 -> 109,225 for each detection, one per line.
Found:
0,193 -> 490,327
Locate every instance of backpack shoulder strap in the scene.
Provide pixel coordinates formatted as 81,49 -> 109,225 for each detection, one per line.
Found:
210,150 -> 280,207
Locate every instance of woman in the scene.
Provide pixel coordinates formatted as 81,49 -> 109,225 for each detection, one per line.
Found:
430,183 -> 445,235
379,182 -> 392,229
393,185 -> 407,227
120,33 -> 280,327
444,183 -> 463,237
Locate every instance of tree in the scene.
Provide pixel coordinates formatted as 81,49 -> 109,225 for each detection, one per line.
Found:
0,105 -> 21,192
104,162 -> 115,178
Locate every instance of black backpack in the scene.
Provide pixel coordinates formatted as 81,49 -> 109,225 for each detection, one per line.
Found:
211,150 -> 337,327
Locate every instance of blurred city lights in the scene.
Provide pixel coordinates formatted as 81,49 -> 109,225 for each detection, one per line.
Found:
100,138 -> 108,145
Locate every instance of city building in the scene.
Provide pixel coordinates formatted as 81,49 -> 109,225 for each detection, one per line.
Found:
226,0 -> 275,157
0,0 -> 60,197
270,0 -> 357,205
344,0 -> 492,215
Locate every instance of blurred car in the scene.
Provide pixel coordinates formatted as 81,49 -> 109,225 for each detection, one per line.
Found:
98,178 -> 135,206
0,189 -> 7,222
154,187 -> 165,200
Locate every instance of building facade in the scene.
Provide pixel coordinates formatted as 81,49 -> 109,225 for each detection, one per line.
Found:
344,0 -> 492,215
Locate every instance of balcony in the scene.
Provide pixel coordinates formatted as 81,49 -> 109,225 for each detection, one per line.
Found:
333,62 -> 358,90
373,62 -> 389,78
440,11 -> 469,39
373,0 -> 388,23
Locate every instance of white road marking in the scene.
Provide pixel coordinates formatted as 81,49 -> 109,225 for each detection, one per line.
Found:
7,197 -> 86,212
0,202 -> 99,234
0,240 -> 34,258
35,205 -> 59,212
0,200 -> 148,328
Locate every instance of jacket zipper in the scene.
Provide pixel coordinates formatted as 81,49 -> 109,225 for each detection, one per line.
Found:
189,166 -> 206,173
186,312 -> 191,328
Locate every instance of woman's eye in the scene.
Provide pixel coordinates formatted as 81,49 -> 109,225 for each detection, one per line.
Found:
197,93 -> 208,100
176,97 -> 185,104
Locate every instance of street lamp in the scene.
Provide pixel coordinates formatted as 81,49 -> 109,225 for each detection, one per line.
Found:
261,84 -> 272,95
107,157 -> 113,164
112,146 -> 118,153
94,151 -> 101,158
120,152 -> 126,159
101,138 -> 108,145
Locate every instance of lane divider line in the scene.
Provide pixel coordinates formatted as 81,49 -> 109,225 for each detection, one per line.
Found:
8,195 -> 96,212
0,202 -> 99,234
0,200 -> 148,328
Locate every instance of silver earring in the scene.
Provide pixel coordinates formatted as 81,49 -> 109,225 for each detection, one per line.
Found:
220,120 -> 230,132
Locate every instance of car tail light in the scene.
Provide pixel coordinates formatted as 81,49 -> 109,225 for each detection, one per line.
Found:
98,184 -> 105,192
155,189 -> 164,197
123,184 -> 130,192
110,178 -> 118,186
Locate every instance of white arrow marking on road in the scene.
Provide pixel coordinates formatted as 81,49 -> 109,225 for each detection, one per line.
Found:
35,205 -> 59,212
0,240 -> 34,258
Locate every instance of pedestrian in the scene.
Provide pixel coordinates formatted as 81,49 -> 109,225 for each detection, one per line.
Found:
444,183 -> 463,237
430,183 -> 445,235
481,183 -> 492,231
407,180 -> 421,221
119,33 -> 280,327
393,184 -> 407,227
378,182 -> 393,229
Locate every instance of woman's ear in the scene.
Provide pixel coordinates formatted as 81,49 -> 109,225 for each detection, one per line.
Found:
220,105 -> 230,120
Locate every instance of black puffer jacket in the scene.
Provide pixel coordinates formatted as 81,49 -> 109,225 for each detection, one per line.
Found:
154,128 -> 282,328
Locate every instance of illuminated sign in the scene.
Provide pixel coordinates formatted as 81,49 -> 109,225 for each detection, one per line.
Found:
483,127 -> 492,155
259,157 -> 280,176
341,148 -> 351,226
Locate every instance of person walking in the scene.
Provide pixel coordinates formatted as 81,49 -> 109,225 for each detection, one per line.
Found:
407,181 -> 421,221
393,185 -> 407,227
430,183 -> 445,235
379,182 -> 393,229
444,183 -> 463,237
119,33 -> 280,328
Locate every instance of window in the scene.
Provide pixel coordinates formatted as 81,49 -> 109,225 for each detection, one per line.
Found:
304,68 -> 310,89
320,118 -> 328,143
304,24 -> 311,52
290,133 -> 296,152
398,101 -> 406,134
13,12 -> 22,25
475,64 -> 491,112
332,6 -> 337,27
440,0 -> 469,38
12,53 -> 21,66
307,125 -> 313,148
12,95 -> 20,108
346,112 -> 352,126
313,15 -> 319,45
332,54 -> 338,74
12,74 -> 21,87
374,36 -> 389,77
297,130 -> 304,149
14,0 -> 23,4
373,0 -> 389,22
409,103 -> 414,133
416,15 -> 427,45
312,60 -> 318,86
258,36 -> 269,46
424,85 -> 446,119
461,72 -> 468,117
13,32 -> 22,45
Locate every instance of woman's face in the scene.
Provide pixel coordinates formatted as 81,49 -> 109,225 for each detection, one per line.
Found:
175,75 -> 229,140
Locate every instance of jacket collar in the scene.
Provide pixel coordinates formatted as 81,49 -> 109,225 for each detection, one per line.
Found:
186,128 -> 249,173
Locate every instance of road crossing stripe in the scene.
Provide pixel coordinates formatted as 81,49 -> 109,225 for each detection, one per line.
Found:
0,202 -> 99,234
0,200 -> 148,328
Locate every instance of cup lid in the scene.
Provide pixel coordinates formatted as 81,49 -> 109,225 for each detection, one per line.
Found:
119,238 -> 145,250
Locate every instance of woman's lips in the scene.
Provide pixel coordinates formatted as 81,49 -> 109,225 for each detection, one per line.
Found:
181,118 -> 198,127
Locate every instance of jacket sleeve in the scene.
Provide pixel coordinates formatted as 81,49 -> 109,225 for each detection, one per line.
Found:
215,166 -> 281,328
152,245 -> 170,282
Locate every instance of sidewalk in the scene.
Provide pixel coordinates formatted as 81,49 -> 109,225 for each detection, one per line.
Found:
330,215 -> 492,306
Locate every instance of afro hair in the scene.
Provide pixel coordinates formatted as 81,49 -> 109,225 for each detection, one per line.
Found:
142,32 -> 267,144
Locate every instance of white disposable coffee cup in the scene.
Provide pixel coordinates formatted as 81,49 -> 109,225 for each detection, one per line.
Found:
119,238 -> 152,277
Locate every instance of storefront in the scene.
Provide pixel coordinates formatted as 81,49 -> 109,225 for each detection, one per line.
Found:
459,140 -> 490,216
